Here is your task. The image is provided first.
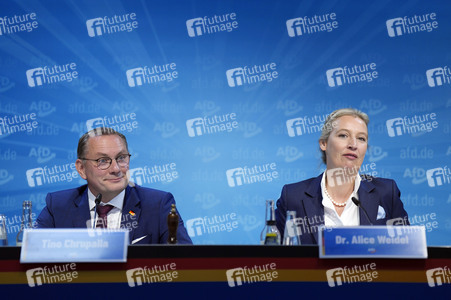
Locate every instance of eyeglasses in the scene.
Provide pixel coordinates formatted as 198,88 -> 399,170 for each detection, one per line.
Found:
79,154 -> 131,170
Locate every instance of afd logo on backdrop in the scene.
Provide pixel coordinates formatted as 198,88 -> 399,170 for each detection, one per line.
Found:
286,114 -> 329,137
86,13 -> 138,37
126,64 -> 178,87
86,113 -> 138,133
386,13 -> 438,37
186,13 -> 238,37
26,63 -> 78,87
426,167 -> 451,188
286,13 -> 338,37
226,163 -> 278,187
326,63 -> 378,87
186,113 -> 238,137
0,13 -> 38,36
426,67 -> 451,87
0,169 -> 14,186
386,113 -> 438,137
226,63 -> 278,87
29,147 -> 56,164
0,76 -> 15,92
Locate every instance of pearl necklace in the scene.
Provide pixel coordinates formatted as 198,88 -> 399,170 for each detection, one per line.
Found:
324,187 -> 347,207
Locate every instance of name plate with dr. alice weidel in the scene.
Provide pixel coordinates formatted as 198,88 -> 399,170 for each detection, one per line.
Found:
318,225 -> 427,258
20,228 -> 129,263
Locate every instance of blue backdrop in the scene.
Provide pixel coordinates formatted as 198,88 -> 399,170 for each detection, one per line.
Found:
0,0 -> 450,245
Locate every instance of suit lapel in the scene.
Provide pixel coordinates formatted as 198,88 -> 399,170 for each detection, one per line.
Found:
301,174 -> 324,244
121,185 -> 141,243
72,187 -> 91,228
357,178 -> 379,225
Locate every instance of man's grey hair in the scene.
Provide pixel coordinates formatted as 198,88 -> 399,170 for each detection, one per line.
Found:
77,127 -> 128,159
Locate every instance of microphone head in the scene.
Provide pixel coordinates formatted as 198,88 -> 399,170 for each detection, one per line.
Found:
95,193 -> 102,205
351,197 -> 360,206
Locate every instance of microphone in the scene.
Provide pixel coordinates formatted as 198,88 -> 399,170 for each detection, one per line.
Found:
95,193 -> 102,205
352,197 -> 373,225
92,193 -> 102,229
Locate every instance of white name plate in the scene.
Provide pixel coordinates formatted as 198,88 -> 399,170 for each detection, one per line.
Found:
319,226 -> 427,258
20,228 -> 129,263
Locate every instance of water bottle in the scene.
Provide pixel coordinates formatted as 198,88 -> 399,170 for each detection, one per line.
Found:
283,210 -> 301,245
260,200 -> 281,245
16,201 -> 32,246
0,215 -> 7,246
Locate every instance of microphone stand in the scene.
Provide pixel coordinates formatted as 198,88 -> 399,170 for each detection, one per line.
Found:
352,197 -> 373,225
92,193 -> 102,229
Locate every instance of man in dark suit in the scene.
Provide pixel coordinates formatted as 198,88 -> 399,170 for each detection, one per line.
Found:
36,127 -> 192,244
276,108 -> 409,245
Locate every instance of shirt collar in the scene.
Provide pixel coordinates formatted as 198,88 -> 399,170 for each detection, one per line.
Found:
321,171 -> 362,203
88,188 -> 125,211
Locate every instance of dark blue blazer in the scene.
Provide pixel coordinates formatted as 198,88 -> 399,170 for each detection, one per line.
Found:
36,183 -> 192,244
275,174 -> 409,245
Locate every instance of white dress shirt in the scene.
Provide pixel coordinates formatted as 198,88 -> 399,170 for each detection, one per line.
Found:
88,188 -> 124,229
321,172 -> 361,226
